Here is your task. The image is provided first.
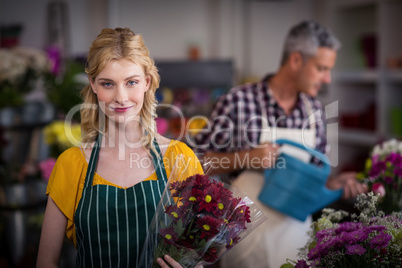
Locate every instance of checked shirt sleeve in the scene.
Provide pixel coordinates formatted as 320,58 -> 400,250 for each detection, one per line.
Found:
193,83 -> 263,157
193,92 -> 240,155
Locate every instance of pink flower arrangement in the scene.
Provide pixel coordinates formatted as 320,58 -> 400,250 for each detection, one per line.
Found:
39,157 -> 56,181
372,182 -> 386,197
358,139 -> 402,214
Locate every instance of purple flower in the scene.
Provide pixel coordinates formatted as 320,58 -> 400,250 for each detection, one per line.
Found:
394,166 -> 402,177
335,222 -> 362,233
383,176 -> 394,184
365,225 -> 386,233
307,245 -> 323,260
320,236 -> 343,252
369,161 -> 387,177
308,236 -> 344,261
295,260 -> 309,268
316,228 -> 335,241
341,229 -> 368,244
370,232 -> 392,249
345,244 -> 366,255
46,46 -> 61,75
309,258 -> 321,266
386,152 -> 402,167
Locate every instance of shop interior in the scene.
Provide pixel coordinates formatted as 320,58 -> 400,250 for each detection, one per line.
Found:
0,0 -> 401,267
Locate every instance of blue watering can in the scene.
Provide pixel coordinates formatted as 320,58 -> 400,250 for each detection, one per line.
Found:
258,139 -> 343,221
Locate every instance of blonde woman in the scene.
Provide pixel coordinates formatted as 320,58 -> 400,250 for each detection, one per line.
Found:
37,28 -> 203,268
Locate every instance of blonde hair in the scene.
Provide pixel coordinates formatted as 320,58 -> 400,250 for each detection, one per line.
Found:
80,28 -> 160,153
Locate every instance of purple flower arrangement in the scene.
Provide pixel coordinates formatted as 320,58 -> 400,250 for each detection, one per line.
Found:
281,193 -> 402,268
358,139 -> 402,214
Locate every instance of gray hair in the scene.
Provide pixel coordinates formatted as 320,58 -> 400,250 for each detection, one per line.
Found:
280,20 -> 341,66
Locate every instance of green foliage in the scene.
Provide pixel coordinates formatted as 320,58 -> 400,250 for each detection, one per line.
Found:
173,218 -> 185,235
280,259 -> 297,268
280,264 -> 295,268
0,85 -> 24,108
0,67 -> 43,108
44,60 -> 85,121
0,47 -> 50,108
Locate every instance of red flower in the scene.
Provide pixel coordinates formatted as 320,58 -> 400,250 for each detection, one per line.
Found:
196,215 -> 222,240
224,222 -> 246,242
210,181 -> 234,217
159,227 -> 178,244
199,186 -> 219,212
203,246 -> 220,262
192,174 -> 212,189
228,201 -> 251,226
181,187 -> 202,207
177,234 -> 196,249
214,181 -> 233,200
223,225 -> 242,249
165,205 -> 187,222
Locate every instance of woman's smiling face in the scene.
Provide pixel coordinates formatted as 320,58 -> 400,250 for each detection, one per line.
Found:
90,58 -> 150,124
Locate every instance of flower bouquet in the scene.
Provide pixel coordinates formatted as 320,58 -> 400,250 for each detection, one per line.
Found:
358,139 -> 402,214
281,192 -> 402,268
139,155 -> 267,267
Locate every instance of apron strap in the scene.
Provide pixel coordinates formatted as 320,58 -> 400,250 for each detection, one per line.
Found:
84,133 -> 103,189
84,134 -> 168,188
149,139 -> 169,183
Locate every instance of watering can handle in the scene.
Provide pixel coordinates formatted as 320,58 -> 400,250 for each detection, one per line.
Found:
274,138 -> 331,172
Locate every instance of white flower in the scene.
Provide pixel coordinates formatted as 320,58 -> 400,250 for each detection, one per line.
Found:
13,47 -> 49,75
371,138 -> 402,157
0,49 -> 28,83
0,47 -> 49,84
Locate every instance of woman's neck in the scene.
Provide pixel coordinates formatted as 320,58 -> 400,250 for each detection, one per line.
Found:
102,119 -> 145,155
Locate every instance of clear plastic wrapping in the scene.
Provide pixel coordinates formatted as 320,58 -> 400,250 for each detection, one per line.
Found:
139,155 -> 267,267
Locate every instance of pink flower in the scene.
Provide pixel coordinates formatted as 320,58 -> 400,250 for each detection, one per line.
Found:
156,118 -> 169,135
39,158 -> 56,181
372,182 -> 386,197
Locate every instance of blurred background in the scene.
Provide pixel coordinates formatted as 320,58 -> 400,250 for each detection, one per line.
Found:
0,0 -> 401,267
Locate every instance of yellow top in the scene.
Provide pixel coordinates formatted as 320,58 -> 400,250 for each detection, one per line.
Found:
46,140 -> 203,246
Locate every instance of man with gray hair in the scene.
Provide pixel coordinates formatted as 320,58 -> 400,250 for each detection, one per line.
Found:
280,20 -> 341,65
194,20 -> 367,267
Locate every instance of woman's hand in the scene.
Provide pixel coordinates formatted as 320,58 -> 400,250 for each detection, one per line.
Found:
157,255 -> 204,268
157,255 -> 182,268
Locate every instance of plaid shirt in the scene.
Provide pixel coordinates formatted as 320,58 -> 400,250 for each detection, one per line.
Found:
194,75 -> 328,162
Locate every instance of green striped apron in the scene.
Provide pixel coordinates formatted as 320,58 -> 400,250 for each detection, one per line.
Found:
74,134 -> 168,267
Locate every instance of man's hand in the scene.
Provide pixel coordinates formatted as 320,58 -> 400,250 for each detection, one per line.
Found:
326,171 -> 368,199
202,143 -> 279,175
248,142 -> 280,169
